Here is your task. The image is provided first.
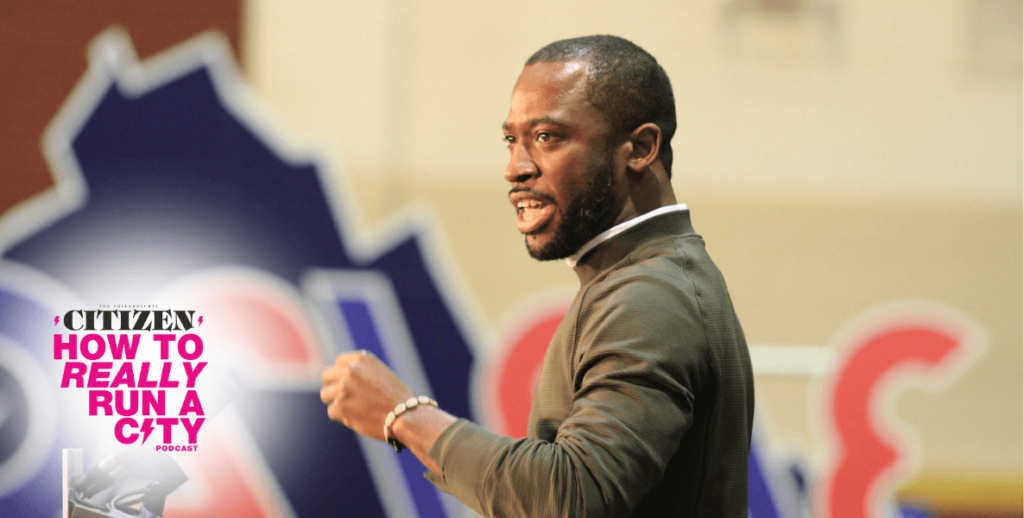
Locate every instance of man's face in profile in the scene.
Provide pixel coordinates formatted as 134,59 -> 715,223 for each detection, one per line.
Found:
502,61 -> 620,261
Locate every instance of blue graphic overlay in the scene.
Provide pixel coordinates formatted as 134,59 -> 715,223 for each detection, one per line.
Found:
748,438 -> 784,518
234,391 -> 388,517
338,299 -> 448,518
0,290 -> 63,517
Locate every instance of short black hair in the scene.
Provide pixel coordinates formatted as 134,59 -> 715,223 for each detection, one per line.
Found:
526,35 -> 677,177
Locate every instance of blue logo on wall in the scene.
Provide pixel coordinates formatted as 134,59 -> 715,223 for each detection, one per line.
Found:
0,29 -> 475,518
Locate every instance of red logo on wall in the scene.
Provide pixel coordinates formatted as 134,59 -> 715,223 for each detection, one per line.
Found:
819,308 -> 982,518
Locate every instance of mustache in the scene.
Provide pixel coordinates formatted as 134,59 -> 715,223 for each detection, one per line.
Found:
508,187 -> 556,205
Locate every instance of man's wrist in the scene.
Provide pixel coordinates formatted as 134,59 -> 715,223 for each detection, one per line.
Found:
384,396 -> 437,452
390,406 -> 458,474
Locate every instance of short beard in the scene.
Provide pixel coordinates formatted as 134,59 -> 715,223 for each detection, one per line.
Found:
527,156 -> 616,261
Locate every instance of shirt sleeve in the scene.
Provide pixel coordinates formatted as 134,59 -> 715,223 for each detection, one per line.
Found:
425,275 -> 709,518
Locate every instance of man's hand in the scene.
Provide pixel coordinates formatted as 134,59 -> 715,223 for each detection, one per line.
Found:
320,350 -> 415,441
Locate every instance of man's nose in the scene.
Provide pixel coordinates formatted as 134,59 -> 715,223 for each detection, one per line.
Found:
503,145 -> 538,183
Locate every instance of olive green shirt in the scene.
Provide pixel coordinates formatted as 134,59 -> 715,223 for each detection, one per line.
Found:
426,210 -> 754,517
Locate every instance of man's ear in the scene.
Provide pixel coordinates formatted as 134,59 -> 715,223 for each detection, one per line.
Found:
626,123 -> 662,173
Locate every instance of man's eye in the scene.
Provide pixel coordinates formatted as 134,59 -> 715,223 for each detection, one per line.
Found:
536,132 -> 551,142
503,135 -> 515,145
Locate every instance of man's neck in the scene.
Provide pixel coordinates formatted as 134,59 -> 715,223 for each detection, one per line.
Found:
566,203 -> 689,269
607,164 -> 677,228
568,204 -> 692,285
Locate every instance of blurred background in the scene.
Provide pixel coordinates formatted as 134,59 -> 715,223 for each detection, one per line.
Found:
1,1 -> 1020,517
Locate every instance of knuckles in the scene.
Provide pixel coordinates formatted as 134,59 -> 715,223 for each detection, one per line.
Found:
320,350 -> 394,434
320,367 -> 335,383
349,360 -> 366,378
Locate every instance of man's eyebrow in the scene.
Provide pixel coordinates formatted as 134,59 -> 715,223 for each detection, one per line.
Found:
502,116 -> 571,132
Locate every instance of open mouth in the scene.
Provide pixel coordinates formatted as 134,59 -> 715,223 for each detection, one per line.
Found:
516,195 -> 557,233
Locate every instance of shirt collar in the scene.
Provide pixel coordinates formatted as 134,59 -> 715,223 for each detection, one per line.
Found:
565,203 -> 690,268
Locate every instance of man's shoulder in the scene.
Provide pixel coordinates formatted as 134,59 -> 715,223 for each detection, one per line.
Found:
579,251 -> 702,322
592,231 -> 709,291
579,232 -> 734,319
572,243 -> 716,370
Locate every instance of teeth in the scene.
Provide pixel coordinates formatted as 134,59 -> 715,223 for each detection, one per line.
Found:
517,201 -> 543,209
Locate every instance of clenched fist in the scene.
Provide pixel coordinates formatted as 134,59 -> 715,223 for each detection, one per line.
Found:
320,350 -> 415,441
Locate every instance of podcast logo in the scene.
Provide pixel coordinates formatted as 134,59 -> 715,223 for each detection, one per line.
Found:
53,309 -> 206,450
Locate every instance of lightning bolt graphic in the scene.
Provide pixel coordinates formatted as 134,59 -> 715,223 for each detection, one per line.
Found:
198,316 -> 203,327
140,418 -> 155,445
54,316 -> 60,326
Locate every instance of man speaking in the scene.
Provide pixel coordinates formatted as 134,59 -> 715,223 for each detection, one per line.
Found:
321,35 -> 754,517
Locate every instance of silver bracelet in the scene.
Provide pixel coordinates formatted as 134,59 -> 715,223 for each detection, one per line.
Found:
383,395 -> 437,453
